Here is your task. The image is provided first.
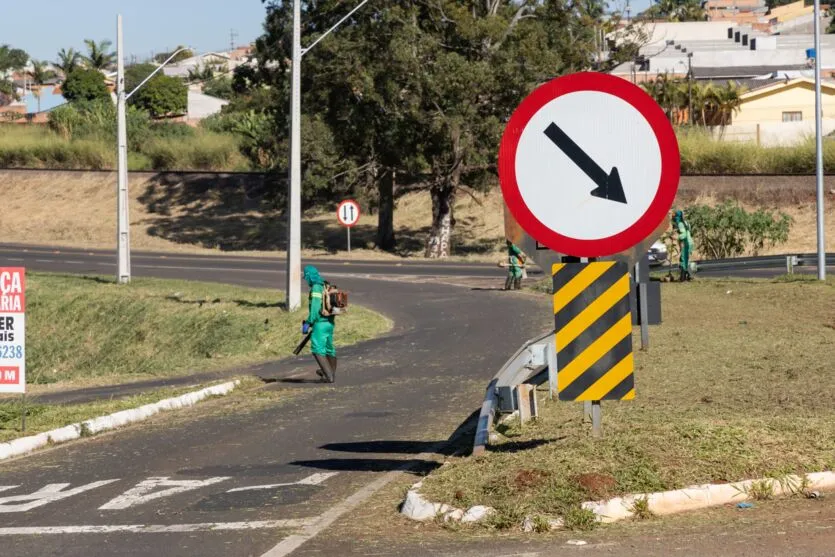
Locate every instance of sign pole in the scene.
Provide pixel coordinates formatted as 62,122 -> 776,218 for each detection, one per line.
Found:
591,400 -> 602,437
21,392 -> 25,432
636,260 -> 649,351
347,227 -> 351,254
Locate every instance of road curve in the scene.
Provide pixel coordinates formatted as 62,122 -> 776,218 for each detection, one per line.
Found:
0,244 -> 552,557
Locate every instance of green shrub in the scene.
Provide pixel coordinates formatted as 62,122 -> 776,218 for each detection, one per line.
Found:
685,202 -> 793,258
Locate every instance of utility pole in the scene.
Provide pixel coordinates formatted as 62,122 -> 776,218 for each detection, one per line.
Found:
286,0 -> 303,311
230,29 -> 239,52
814,0 -> 827,280
285,0 -> 371,311
116,15 -> 131,284
115,15 -> 188,285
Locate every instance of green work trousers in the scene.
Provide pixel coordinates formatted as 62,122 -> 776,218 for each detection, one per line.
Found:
311,320 -> 336,357
679,240 -> 692,274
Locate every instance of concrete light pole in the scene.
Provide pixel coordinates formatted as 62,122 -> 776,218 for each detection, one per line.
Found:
115,14 -> 188,284
813,0 -> 827,280
285,0 -> 371,310
116,15 -> 130,284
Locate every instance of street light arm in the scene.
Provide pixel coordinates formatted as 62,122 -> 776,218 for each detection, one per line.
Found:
301,0 -> 371,56
126,48 -> 189,100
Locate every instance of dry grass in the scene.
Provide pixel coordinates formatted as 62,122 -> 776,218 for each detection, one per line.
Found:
0,170 -> 830,260
420,277 -> 835,529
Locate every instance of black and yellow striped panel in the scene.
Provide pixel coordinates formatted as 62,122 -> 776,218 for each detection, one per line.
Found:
552,262 -> 635,401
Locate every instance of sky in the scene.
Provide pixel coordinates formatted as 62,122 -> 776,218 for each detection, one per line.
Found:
0,0 -> 270,63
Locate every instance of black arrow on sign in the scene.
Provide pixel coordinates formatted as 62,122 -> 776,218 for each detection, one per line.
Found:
543,122 -> 627,204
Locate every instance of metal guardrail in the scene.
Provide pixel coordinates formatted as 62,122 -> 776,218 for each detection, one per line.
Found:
472,329 -> 555,456
655,252 -> 835,274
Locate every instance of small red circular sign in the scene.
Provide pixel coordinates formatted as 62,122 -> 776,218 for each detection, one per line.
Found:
498,72 -> 680,257
337,199 -> 361,228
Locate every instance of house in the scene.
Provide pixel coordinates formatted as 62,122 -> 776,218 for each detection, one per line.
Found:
734,77 -> 835,123
715,77 -> 835,144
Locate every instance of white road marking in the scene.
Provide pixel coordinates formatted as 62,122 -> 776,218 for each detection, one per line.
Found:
34,259 -> 54,263
228,472 -> 338,493
99,476 -> 229,510
0,519 -> 314,536
5,258 -> 23,262
65,260 -> 84,264
0,480 -> 119,513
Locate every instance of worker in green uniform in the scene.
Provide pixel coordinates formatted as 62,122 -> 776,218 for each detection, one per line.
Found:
302,265 -> 337,383
504,240 -> 525,290
672,210 -> 693,281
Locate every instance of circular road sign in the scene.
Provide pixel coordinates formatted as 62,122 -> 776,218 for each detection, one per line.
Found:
337,199 -> 361,228
498,72 -> 680,258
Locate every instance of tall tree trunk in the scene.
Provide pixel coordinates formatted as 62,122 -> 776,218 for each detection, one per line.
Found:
425,185 -> 454,258
376,170 -> 396,251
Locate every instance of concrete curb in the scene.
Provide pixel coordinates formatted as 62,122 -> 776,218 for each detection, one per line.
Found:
401,471 -> 835,527
0,380 -> 240,462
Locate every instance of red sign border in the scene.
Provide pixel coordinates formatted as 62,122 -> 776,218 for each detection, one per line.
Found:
336,199 -> 361,228
498,72 -> 680,257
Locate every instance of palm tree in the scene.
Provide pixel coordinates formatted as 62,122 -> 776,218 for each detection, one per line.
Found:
716,82 -> 746,126
82,39 -> 115,71
55,48 -> 80,77
28,60 -> 57,113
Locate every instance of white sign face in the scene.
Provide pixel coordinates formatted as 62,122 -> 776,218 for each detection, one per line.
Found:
499,72 -> 679,258
337,200 -> 361,227
0,267 -> 25,394
515,91 -> 661,241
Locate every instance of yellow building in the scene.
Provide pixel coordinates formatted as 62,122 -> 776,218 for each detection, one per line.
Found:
733,78 -> 835,124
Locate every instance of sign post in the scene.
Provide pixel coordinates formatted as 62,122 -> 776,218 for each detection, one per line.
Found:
0,268 -> 26,430
336,200 -> 361,253
498,72 -> 680,436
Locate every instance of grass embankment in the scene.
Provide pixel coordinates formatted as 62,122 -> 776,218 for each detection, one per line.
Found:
0,125 -> 248,171
0,169 -> 831,260
0,377 -> 265,443
677,130 -> 835,174
22,273 -> 390,387
420,276 -> 835,530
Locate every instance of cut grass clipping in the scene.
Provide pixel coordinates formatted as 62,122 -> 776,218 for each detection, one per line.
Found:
22,273 -> 391,386
0,378 -> 260,443
421,277 -> 835,530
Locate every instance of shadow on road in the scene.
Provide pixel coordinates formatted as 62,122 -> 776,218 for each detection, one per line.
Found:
288,410 -> 480,474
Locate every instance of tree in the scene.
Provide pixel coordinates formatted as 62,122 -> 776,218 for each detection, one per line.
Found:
153,46 -> 194,64
55,48 -> 81,76
0,44 -> 28,73
0,44 -> 28,106
246,0 -> 641,256
62,68 -> 110,103
125,63 -> 187,117
28,60 -> 57,113
641,0 -> 706,21
82,39 -> 115,70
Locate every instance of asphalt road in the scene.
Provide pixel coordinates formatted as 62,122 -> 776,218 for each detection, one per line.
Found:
0,244 -> 552,557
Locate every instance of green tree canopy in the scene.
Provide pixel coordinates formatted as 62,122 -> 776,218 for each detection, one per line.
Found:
0,45 -> 28,73
125,63 -> 187,118
240,0 -> 641,256
62,68 -> 110,103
